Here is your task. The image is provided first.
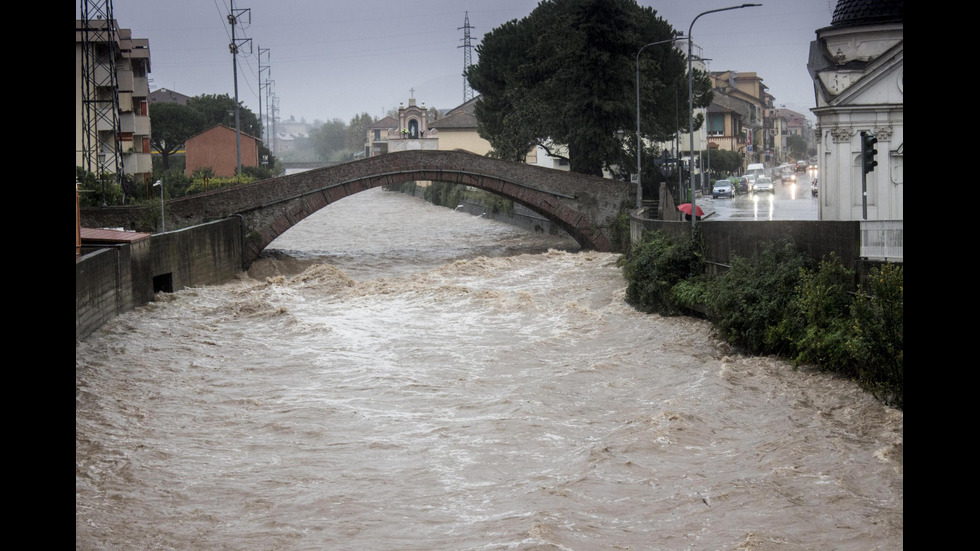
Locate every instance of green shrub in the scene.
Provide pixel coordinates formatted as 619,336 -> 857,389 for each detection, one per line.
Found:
185,173 -> 254,195
467,188 -> 514,217
670,275 -> 713,312
424,181 -> 465,208
703,240 -> 814,355
771,253 -> 856,371
76,166 -> 124,207
609,212 -> 632,253
620,230 -> 703,316
242,165 -> 274,181
848,263 -> 903,408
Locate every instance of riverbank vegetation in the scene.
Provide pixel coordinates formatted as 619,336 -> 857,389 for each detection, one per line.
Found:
620,230 -> 903,409
398,181 -> 517,219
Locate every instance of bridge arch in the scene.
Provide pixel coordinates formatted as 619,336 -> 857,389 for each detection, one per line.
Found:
82,150 -> 631,267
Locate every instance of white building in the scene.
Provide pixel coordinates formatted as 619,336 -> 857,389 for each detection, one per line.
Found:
808,0 -> 903,222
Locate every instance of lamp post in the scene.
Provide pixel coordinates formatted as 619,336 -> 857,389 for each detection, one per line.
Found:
687,4 -> 761,230
153,179 -> 164,232
636,36 -> 683,210
98,152 -> 107,207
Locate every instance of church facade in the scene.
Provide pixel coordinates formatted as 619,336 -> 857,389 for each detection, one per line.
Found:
808,0 -> 903,222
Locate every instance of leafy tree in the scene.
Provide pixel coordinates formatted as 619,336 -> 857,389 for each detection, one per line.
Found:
346,112 -> 376,152
311,118 -> 348,160
466,0 -> 712,177
186,94 -> 262,137
787,134 -> 807,160
703,149 -> 744,177
149,102 -> 206,170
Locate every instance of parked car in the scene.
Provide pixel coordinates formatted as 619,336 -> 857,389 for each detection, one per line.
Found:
752,176 -> 774,193
712,180 -> 735,198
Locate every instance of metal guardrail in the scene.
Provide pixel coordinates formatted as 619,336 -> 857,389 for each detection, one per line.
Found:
860,220 -> 903,261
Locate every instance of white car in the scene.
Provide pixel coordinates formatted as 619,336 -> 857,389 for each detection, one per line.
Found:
752,176 -> 774,193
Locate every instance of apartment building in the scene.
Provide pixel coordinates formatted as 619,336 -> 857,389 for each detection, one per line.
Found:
76,18 -> 153,190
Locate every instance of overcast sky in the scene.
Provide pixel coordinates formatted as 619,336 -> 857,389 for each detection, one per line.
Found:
88,0 -> 835,125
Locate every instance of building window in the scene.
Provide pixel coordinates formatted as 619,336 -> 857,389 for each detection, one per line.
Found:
708,113 -> 724,136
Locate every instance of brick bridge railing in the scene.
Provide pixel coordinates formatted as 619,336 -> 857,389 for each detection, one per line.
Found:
80,150 -> 631,267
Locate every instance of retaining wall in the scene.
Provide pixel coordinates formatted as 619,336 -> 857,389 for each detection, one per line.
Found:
76,218 -> 243,342
630,214 -> 883,281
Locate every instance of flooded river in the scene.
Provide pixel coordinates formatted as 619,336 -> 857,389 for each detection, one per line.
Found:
76,187 -> 902,550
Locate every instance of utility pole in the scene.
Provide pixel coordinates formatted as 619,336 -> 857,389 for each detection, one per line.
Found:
271,92 -> 280,157
258,47 -> 271,164
458,12 -> 475,103
228,1 -> 251,175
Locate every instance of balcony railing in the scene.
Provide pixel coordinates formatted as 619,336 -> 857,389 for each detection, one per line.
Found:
860,220 -> 903,262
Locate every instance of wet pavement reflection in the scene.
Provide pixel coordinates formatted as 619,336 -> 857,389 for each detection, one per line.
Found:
700,171 -> 818,221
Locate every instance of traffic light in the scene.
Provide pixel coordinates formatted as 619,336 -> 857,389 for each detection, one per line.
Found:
861,131 -> 878,174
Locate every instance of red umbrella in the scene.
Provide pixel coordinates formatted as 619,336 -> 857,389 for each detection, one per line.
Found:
676,203 -> 705,217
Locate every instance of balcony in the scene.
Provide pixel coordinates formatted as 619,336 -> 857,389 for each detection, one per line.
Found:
134,76 -> 149,96
119,112 -> 136,133
122,151 -> 153,175
116,70 -> 134,92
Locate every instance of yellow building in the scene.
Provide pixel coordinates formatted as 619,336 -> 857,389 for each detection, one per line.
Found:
428,97 -> 492,155
706,71 -> 769,167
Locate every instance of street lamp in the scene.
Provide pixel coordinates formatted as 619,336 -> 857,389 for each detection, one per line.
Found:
153,179 -> 165,232
636,35 -> 683,210
98,152 -> 107,207
687,4 -> 761,230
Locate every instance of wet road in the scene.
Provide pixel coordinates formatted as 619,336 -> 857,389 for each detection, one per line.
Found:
700,171 -> 818,221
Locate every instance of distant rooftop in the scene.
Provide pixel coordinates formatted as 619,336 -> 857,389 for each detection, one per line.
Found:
149,87 -> 191,105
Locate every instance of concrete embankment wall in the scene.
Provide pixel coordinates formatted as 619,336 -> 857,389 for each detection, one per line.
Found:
76,218 -> 243,342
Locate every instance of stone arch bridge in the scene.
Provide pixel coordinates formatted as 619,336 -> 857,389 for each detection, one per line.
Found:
81,150 -> 632,267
